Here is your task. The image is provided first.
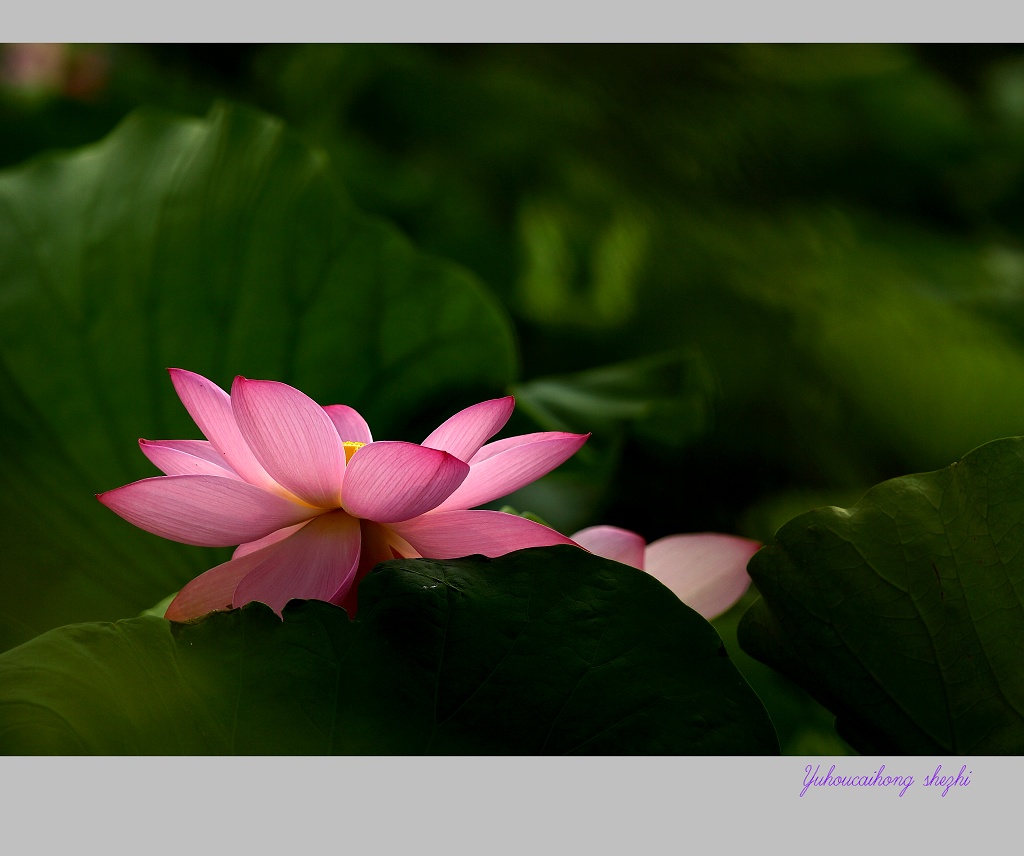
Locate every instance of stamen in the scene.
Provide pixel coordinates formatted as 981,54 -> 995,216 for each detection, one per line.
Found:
343,441 -> 366,464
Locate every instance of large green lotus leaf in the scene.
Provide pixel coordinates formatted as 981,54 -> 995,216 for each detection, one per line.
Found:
0,546 -> 778,754
738,436 -> 1024,754
0,103 -> 517,642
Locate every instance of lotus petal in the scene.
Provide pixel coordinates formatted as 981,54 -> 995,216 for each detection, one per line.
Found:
644,533 -> 759,620
391,509 -> 577,559
139,439 -> 240,478
97,474 -> 318,547
433,432 -> 588,512
572,525 -> 647,570
232,511 -> 362,616
165,543 -> 279,622
333,519 -> 402,616
342,441 -> 469,523
233,521 -> 310,559
168,369 -> 287,495
324,404 -> 373,445
421,396 -> 514,462
231,376 -> 346,508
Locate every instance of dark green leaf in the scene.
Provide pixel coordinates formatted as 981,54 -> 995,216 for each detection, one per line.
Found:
0,546 -> 778,754
738,436 -> 1024,754
0,102 -> 517,642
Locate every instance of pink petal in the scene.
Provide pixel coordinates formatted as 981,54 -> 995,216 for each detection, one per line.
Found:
165,544 -> 277,622
139,439 -> 240,478
233,521 -> 310,559
571,525 -> 647,570
143,438 -> 232,468
643,533 -> 760,620
333,519 -> 398,617
168,368 -> 289,495
231,376 -> 346,508
232,511 -> 362,616
421,396 -> 514,462
467,432 -> 561,464
97,474 -> 320,547
390,509 -> 577,559
385,527 -> 420,559
324,404 -> 373,444
341,441 -> 470,523
432,432 -> 589,512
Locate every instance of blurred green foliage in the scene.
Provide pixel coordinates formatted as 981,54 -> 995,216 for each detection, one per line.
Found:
6,43 -> 1024,753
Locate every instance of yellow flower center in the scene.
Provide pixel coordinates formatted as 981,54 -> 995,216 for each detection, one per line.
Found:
343,441 -> 366,464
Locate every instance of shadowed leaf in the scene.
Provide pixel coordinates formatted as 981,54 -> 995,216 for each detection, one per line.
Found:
739,436 -> 1024,754
0,546 -> 778,754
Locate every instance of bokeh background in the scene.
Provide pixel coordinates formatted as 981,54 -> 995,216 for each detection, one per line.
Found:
6,43 -> 1024,753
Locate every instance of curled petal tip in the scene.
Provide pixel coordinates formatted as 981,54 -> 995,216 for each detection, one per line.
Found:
95,489 -> 119,508
343,441 -> 469,522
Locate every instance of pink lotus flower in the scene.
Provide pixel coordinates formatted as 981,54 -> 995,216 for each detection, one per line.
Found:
98,370 -> 588,621
571,525 -> 759,619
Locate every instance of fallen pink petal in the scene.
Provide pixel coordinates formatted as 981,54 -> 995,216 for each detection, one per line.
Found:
97,370 -> 588,621
572,525 -> 760,619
